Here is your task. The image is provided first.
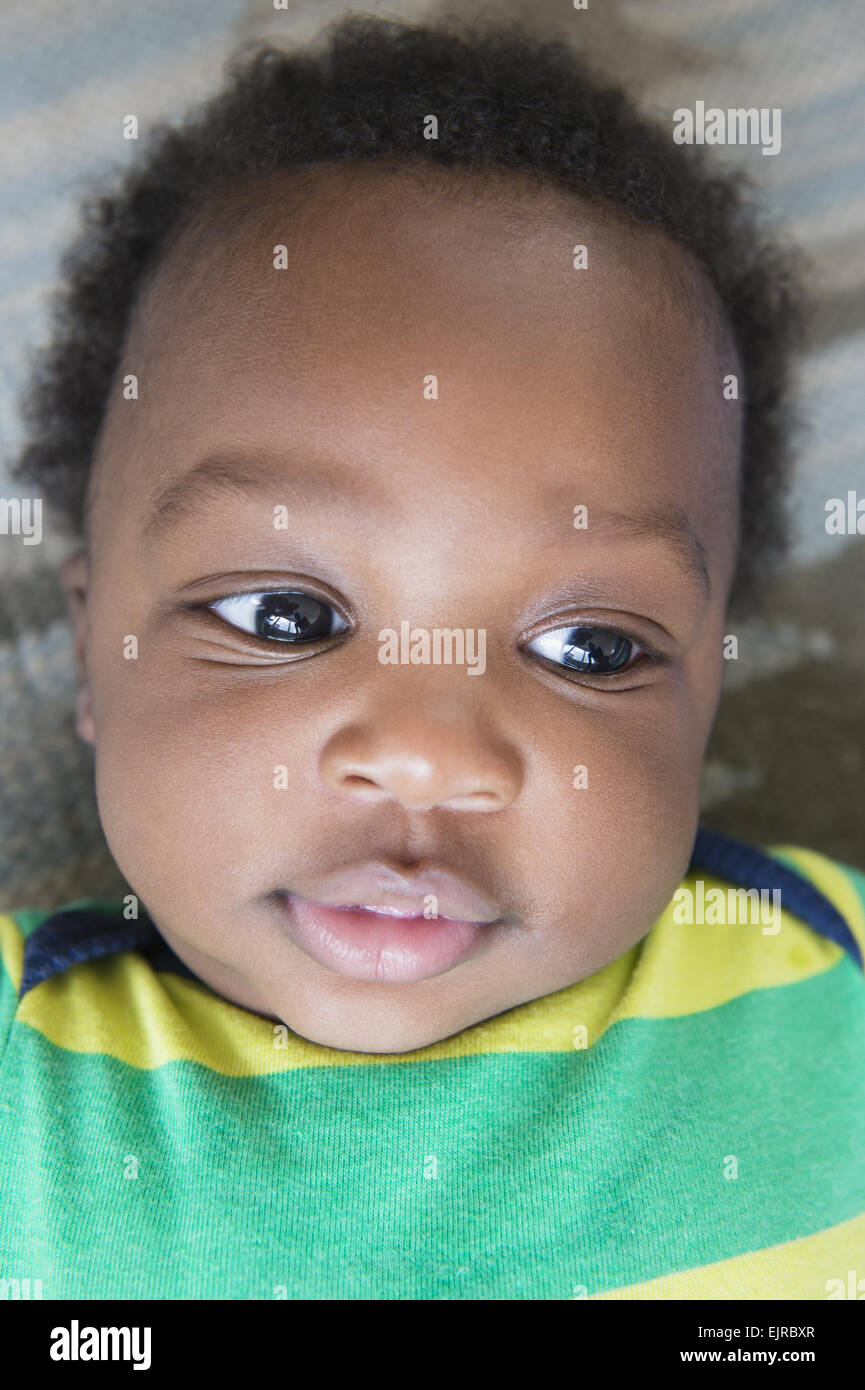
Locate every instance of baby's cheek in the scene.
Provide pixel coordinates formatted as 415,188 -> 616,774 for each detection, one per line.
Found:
529,695 -> 702,970
563,683 -> 702,832
90,678 -> 293,923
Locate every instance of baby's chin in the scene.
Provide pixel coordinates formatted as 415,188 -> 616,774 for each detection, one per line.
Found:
206,970 -> 504,1054
275,1011 -> 482,1056
217,946 -> 625,1056
143,876 -> 664,1052
240,971 -> 525,1055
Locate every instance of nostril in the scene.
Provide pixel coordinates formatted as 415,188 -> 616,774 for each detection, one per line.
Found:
342,775 -> 380,791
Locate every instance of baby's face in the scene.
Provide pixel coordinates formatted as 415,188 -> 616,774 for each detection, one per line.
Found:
66,163 -> 741,1052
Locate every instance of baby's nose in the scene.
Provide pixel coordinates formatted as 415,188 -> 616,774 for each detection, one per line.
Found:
318,715 -> 522,813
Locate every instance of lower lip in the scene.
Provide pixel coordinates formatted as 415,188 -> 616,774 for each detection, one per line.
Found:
275,896 -> 497,984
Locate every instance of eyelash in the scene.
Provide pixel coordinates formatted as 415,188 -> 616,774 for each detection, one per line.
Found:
197,590 -> 662,682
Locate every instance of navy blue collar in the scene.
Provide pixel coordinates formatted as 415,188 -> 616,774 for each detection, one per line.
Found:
19,906 -> 197,1000
17,828 -> 862,1000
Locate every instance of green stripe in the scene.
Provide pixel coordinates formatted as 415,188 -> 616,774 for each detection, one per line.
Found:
7,906 -> 56,940
1,958 -> 863,1299
0,937 -> 18,1065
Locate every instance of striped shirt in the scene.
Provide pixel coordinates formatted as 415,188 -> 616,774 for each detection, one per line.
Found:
1,828 -> 863,1300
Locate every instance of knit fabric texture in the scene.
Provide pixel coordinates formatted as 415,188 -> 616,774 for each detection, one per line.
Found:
1,833 -> 863,1300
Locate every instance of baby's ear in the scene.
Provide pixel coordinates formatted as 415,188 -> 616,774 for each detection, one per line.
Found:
60,550 -> 95,746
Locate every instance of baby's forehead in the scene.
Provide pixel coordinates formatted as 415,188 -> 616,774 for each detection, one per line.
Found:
91,161 -> 740,582
134,160 -> 732,371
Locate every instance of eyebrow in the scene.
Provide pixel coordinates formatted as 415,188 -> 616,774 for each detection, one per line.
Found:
142,454 -> 383,542
578,505 -> 711,598
143,454 -> 711,596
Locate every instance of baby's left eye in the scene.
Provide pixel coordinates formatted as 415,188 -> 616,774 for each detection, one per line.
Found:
207,591 -> 348,643
524,624 -> 642,675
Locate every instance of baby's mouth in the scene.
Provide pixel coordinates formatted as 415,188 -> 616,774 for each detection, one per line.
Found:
274,897 -> 498,984
269,864 -> 504,984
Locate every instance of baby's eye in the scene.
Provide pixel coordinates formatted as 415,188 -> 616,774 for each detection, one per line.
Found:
207,591 -> 348,643
524,624 -> 642,675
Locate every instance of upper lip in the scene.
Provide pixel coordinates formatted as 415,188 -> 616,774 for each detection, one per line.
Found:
291,863 -> 502,924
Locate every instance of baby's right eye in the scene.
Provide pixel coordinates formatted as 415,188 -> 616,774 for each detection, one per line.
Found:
207,591 -> 348,643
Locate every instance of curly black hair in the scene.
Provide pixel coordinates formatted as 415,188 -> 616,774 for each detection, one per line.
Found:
12,12 -> 805,612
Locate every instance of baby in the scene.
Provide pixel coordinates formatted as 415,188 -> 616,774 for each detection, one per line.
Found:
1,14 -> 863,1302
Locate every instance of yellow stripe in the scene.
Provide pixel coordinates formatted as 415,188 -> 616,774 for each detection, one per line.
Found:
0,913 -> 24,993
592,1210 -> 865,1299
16,946 -> 639,1074
769,844 -> 865,960
611,866 -> 842,1028
12,851 -> 853,1073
